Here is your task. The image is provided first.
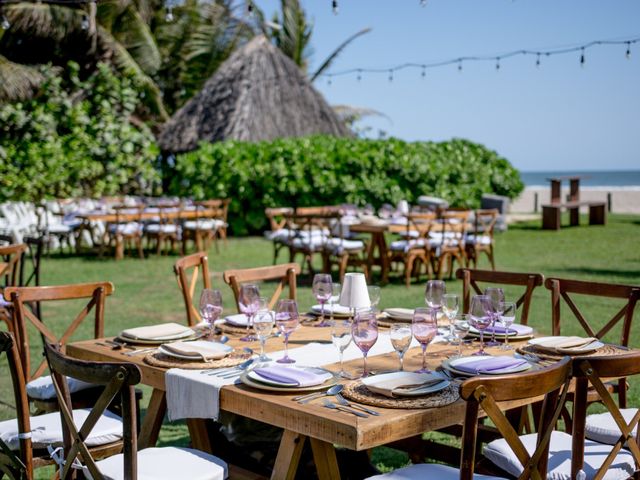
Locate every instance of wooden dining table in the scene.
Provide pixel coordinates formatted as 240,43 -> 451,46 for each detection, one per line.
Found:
67,325 -> 544,480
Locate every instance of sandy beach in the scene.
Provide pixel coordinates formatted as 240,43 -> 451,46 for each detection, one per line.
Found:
511,187 -> 640,214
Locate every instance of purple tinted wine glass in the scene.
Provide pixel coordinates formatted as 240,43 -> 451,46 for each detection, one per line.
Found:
275,299 -> 299,364
199,289 -> 222,338
312,273 -> 333,327
412,307 -> 438,372
484,287 -> 505,347
238,284 -> 260,342
469,295 -> 493,356
351,311 -> 378,377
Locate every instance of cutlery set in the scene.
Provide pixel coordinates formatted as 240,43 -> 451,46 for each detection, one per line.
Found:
293,384 -> 380,417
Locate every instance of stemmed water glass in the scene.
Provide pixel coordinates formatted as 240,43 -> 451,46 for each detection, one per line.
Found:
425,280 -> 445,319
253,309 -> 274,361
330,319 -> 352,378
275,299 -> 299,364
469,295 -> 493,356
351,311 -> 378,377
312,274 -> 333,327
451,315 -> 470,359
412,307 -> 438,373
199,289 -> 223,338
484,287 -> 505,347
390,323 -> 412,371
329,282 -> 341,323
238,284 -> 260,342
499,302 -> 517,350
442,293 -> 459,342
367,285 -> 381,312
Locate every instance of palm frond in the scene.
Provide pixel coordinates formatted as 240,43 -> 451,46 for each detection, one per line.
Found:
0,55 -> 44,103
310,27 -> 371,82
109,4 -> 161,74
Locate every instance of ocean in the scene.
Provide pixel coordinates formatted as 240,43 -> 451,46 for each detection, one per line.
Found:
520,170 -> 640,188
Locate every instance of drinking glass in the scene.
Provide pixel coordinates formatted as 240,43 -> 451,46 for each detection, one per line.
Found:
328,282 -> 341,322
425,280 -> 445,317
275,299 -> 299,364
484,287 -> 505,347
199,289 -> 223,338
312,273 -> 333,327
238,284 -> 260,342
367,285 -> 381,311
442,293 -> 459,342
412,307 -> 438,373
499,301 -> 517,351
390,323 -> 412,371
330,319 -> 352,378
469,295 -> 493,356
253,309 -> 274,361
451,315 -> 470,358
351,311 -> 378,377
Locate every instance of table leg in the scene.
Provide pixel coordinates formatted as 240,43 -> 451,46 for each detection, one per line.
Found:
271,430 -> 306,480
138,389 -> 166,449
376,233 -> 390,285
187,418 -> 215,453
310,437 -> 341,480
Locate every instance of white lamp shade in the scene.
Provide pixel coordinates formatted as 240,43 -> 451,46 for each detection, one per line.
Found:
339,273 -> 371,309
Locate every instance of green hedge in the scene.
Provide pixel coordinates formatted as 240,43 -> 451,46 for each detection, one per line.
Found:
170,136 -> 524,235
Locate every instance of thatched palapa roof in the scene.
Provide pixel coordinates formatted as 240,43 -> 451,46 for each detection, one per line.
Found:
158,35 -> 351,153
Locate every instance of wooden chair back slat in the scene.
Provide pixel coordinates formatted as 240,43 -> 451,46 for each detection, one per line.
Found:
223,263 -> 300,311
265,207 -> 294,231
0,244 -> 27,288
173,252 -> 211,327
456,268 -> 544,324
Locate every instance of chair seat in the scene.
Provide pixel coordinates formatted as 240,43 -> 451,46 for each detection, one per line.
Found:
466,234 -> 492,246
264,228 -> 295,243
183,219 -> 225,231
390,239 -> 426,253
366,462 -> 506,479
108,223 -> 142,236
88,446 -> 228,480
325,238 -> 365,254
47,224 -> 73,234
145,224 -> 179,234
0,408 -> 122,450
26,375 -> 96,400
585,408 -> 639,446
291,236 -> 326,251
484,431 -> 636,480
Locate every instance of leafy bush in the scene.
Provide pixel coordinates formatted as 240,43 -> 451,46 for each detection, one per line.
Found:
170,136 -> 523,235
0,62 -> 159,201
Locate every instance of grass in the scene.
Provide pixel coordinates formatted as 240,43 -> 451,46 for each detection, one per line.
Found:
1,214 -> 639,477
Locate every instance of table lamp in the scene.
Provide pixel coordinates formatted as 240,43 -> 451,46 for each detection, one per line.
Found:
339,273 -> 371,320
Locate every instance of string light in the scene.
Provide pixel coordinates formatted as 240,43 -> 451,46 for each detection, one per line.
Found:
580,47 -> 585,67
247,1 -> 253,13
457,59 -> 463,72
626,42 -> 631,59
356,69 -> 362,81
388,69 -> 394,82
331,0 -> 338,15
420,0 -> 427,6
165,5 -> 174,22
0,14 -> 10,30
421,65 -> 426,78
495,57 -> 500,71
536,52 -> 541,68
81,13 -> 89,30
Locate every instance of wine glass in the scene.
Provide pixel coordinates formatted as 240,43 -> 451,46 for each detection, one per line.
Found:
390,323 -> 412,371
238,284 -> 260,342
199,289 -> 223,338
328,282 -> 341,323
499,302 -> 517,351
253,309 -> 274,361
484,287 -> 505,347
451,315 -> 470,359
367,285 -> 381,312
351,311 -> 378,377
412,307 -> 438,373
275,299 -> 299,364
469,295 -> 492,356
442,293 -> 459,342
330,319 -> 352,378
425,280 -> 445,317
312,274 -> 333,327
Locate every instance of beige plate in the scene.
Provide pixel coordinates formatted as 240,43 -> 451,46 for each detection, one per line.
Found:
115,333 -> 198,345
239,368 -> 340,393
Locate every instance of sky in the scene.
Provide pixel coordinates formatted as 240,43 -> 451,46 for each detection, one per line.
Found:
252,0 -> 639,172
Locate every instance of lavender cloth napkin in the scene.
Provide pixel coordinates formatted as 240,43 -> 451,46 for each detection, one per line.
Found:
253,366 -> 327,387
484,324 -> 533,335
454,357 -> 527,374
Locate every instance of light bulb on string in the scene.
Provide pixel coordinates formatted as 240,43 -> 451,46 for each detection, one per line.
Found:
388,69 -> 394,82
421,65 -> 426,79
81,14 -> 90,30
580,47 -> 585,67
536,53 -> 541,68
626,42 -> 631,60
457,59 -> 463,73
495,57 -> 500,71
420,0 -> 427,6
332,0 -> 338,15
327,77 -> 332,86
356,69 -> 362,82
247,1 -> 253,13
165,6 -> 174,22
0,14 -> 10,30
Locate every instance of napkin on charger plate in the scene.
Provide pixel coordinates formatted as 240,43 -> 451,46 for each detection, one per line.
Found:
533,336 -> 599,350
362,372 -> 445,398
252,366 -> 330,387
453,356 -> 528,375
160,340 -> 232,361
120,322 -> 193,341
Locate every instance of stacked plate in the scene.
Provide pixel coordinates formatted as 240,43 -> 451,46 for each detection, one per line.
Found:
467,323 -> 534,341
361,372 -> 449,398
309,304 -> 352,318
442,356 -> 532,377
240,365 -> 338,393
118,322 -> 196,345
527,336 -> 603,355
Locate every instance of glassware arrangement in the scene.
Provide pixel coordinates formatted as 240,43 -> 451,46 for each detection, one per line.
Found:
351,310 -> 378,377
390,323 -> 412,371
330,319 -> 352,378
199,289 -> 222,338
253,309 -> 274,361
275,299 -> 299,364
238,284 -> 260,342
442,293 -> 459,342
425,280 -> 445,312
484,287 -> 505,347
312,273 -> 333,327
412,307 -> 438,373
469,295 -> 492,356
499,301 -> 517,350
451,315 -> 470,358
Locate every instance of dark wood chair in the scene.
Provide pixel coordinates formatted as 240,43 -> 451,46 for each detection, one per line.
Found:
43,341 -> 228,480
264,207 -> 294,264
223,263 -> 300,311
321,212 -> 369,282
465,208 -> 499,270
373,357 -> 572,480
286,210 -> 334,275
0,331 -> 123,480
430,210 -> 470,279
173,252 -> 211,327
457,268 -> 545,325
388,212 -> 436,287
3,282 -> 114,414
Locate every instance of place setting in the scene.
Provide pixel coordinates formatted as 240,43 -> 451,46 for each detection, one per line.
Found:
516,335 -> 627,361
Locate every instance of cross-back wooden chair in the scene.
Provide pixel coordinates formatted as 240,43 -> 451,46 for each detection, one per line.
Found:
4,282 -> 114,413
321,211 -> 369,282
222,263 -> 300,311
1,243 -> 27,330
173,252 -> 211,327
182,200 -> 228,254
264,207 -> 294,264
465,208 -> 499,270
43,341 -> 228,480
100,206 -> 144,260
286,212 -> 333,275
370,357 -> 572,480
456,268 -> 545,325
389,212 -> 437,287
545,277 -> 640,409
430,210 -> 470,279
571,353 -> 640,480
144,203 -> 181,255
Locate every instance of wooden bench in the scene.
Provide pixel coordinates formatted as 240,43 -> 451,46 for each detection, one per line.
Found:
541,201 -> 606,230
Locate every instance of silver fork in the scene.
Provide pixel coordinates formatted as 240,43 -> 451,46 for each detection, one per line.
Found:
322,399 -> 368,418
334,394 -> 380,416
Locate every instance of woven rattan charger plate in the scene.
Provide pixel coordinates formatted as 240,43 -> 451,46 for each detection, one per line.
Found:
144,351 -> 251,370
342,379 -> 461,409
516,343 -> 631,361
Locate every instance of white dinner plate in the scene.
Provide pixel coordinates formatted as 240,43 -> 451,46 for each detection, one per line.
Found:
240,367 -> 339,393
158,341 -> 233,361
247,366 -> 333,387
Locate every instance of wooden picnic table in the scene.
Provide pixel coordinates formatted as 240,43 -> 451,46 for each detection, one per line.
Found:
67,325 -> 540,479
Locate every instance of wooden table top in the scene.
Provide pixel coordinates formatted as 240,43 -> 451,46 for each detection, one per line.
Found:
67,325 -> 541,451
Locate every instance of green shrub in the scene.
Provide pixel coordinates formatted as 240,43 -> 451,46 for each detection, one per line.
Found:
170,136 -> 523,235
0,62 -> 159,201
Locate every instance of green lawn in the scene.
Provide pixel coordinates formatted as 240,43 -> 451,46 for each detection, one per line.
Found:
2,214 -> 639,477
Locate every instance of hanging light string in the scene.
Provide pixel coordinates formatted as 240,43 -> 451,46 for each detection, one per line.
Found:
322,35 -> 639,81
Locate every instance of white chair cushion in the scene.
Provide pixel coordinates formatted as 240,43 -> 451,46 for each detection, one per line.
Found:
585,408 -> 639,446
183,220 -> 224,231
466,234 -> 492,246
484,431 -> 636,480
87,446 -> 228,480
26,375 -> 95,400
145,224 -> 179,234
325,238 -> 365,254
0,408 -> 122,450
390,239 -> 425,253
366,463 -> 506,479
291,236 -> 326,250
265,229 -> 295,242
108,223 -> 141,236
